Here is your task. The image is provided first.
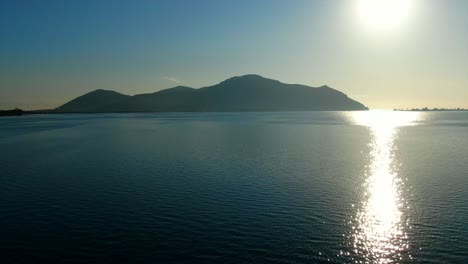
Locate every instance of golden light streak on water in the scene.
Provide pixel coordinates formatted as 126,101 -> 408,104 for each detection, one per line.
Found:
348,111 -> 421,263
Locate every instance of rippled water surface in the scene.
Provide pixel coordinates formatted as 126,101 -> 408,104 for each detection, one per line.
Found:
1,111 -> 467,263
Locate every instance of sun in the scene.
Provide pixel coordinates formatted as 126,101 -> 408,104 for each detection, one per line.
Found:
357,0 -> 413,31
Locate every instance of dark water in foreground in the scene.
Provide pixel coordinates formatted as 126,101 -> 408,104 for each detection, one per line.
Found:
1,111 -> 467,263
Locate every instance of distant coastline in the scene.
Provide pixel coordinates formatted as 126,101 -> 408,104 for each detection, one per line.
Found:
394,107 -> 468,112
3,107 -> 468,117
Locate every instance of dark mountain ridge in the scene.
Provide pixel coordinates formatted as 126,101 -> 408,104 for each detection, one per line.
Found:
55,74 -> 368,112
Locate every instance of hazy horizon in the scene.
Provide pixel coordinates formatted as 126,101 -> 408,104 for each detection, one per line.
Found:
1,0 -> 467,110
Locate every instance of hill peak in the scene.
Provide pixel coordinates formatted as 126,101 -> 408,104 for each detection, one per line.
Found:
226,74 -> 273,80
56,89 -> 129,112
90,89 -> 113,93
156,85 -> 195,94
85,89 -> 126,96
219,74 -> 281,85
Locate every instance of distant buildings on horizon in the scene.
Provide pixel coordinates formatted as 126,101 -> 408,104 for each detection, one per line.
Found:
394,107 -> 467,112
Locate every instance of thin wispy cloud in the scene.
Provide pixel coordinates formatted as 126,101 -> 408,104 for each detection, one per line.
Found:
162,76 -> 183,84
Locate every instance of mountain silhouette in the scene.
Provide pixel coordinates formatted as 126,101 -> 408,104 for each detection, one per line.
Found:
55,74 -> 368,112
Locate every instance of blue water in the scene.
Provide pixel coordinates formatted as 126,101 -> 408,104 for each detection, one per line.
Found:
1,112 -> 467,263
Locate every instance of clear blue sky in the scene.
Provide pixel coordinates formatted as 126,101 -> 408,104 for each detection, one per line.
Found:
1,0 -> 467,109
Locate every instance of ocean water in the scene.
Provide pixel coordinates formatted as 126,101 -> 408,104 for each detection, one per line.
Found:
0,111 -> 467,263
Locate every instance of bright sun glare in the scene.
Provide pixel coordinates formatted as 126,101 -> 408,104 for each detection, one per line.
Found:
357,0 -> 413,31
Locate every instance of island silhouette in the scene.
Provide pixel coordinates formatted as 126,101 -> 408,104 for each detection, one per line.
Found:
53,74 -> 368,113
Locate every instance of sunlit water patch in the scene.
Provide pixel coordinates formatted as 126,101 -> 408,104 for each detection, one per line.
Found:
342,111 -> 422,263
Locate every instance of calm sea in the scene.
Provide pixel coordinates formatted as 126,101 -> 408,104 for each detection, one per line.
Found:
1,111 -> 467,263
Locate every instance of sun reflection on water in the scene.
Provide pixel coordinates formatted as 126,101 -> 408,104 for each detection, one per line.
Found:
347,111 -> 421,263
